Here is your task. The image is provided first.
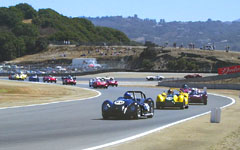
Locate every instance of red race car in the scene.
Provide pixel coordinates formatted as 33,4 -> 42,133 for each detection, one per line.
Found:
184,74 -> 202,79
62,75 -> 77,85
106,77 -> 118,87
92,78 -> 109,89
43,75 -> 57,83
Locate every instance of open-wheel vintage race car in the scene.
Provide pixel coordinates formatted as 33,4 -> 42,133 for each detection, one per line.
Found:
156,88 -> 189,109
102,91 -> 154,119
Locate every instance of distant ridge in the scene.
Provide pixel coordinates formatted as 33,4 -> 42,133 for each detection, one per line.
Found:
234,18 -> 240,22
86,15 -> 240,51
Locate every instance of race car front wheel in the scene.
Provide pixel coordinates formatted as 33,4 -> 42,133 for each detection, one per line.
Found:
134,105 -> 141,119
102,102 -> 111,119
180,100 -> 185,109
148,102 -> 154,118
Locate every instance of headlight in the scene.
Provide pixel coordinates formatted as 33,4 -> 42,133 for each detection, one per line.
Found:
114,100 -> 125,105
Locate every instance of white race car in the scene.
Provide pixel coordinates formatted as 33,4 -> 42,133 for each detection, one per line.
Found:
146,75 -> 164,81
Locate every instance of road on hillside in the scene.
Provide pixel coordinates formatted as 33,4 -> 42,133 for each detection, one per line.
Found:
0,82 -> 232,150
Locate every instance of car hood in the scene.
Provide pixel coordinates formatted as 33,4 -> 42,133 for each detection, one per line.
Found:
113,97 -> 135,106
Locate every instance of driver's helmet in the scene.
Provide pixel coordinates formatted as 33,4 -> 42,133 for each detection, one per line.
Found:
190,88 -> 196,94
124,92 -> 133,99
167,89 -> 173,95
182,84 -> 188,89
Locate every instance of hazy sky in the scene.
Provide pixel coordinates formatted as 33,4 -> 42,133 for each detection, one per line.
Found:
0,0 -> 239,22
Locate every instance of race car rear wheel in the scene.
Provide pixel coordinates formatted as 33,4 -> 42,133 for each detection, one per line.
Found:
156,103 -> 161,109
204,99 -> 207,105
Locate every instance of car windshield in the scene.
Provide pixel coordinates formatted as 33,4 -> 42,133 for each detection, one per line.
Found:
168,89 -> 180,95
190,90 -> 198,95
126,92 -> 145,100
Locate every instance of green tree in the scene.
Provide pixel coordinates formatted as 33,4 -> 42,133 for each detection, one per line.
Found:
13,23 -> 39,37
0,7 -> 22,27
142,59 -> 154,69
0,31 -> 18,61
15,3 -> 37,19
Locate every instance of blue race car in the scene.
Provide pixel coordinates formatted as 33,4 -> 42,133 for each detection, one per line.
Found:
28,75 -> 39,82
102,91 -> 154,119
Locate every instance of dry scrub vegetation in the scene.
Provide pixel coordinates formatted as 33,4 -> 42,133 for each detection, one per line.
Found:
0,80 -> 98,107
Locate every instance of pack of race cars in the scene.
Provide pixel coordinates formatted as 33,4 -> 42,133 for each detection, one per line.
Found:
8,73 -> 208,120
8,73 -> 77,86
89,77 -> 118,89
101,84 -> 208,120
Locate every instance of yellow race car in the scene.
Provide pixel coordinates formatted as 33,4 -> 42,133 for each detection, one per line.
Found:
18,73 -> 27,80
156,88 -> 189,109
9,73 -> 27,80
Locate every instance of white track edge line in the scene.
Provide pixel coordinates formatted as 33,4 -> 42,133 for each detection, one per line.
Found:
83,93 -> 236,150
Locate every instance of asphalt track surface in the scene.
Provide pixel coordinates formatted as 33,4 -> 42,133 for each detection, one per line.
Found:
0,78 -> 232,150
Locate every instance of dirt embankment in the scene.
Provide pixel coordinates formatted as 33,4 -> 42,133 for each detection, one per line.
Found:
7,45 -> 240,72
8,45 -> 143,65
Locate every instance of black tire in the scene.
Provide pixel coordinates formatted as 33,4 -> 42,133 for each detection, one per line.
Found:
102,102 -> 111,119
102,113 -> 109,120
180,100 -> 185,109
134,105 -> 141,119
204,99 -> 207,105
148,102 -> 154,118
156,103 -> 161,109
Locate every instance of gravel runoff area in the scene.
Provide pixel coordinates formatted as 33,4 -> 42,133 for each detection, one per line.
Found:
103,89 -> 240,150
0,80 -> 98,108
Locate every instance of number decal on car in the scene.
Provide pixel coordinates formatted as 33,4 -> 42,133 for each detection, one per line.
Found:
114,100 -> 125,105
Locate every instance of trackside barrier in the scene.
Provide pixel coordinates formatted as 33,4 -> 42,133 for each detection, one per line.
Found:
158,82 -> 240,90
210,108 -> 221,123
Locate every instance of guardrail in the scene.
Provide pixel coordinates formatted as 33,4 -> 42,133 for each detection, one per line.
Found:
158,72 -> 240,90
158,81 -> 240,90
182,72 -> 240,82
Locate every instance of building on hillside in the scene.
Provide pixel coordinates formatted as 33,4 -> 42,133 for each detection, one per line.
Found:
72,58 -> 101,69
